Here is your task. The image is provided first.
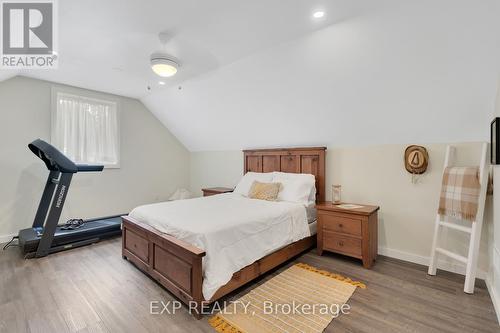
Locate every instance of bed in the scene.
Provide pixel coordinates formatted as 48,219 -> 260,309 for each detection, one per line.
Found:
121,147 -> 326,318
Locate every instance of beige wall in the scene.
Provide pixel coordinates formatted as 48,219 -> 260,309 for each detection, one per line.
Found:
0,76 -> 190,240
190,143 -> 491,275
190,151 -> 243,197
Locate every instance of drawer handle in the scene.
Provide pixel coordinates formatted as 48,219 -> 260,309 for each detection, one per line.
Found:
338,224 -> 343,228
338,241 -> 344,246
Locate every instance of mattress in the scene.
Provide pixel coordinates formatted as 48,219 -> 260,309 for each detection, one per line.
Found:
129,193 -> 311,300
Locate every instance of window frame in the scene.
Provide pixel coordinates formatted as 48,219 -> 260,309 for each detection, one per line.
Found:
51,86 -> 121,169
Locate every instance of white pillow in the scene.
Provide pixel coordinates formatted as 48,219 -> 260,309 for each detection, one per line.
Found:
272,172 -> 316,205
234,172 -> 274,196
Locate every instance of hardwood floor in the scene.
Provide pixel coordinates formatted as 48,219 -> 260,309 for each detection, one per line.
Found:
0,238 -> 498,332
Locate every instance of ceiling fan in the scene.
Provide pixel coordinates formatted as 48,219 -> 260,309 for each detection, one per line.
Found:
150,32 -> 180,78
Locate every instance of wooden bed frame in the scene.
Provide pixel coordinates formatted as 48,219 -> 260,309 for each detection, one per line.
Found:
122,147 -> 326,318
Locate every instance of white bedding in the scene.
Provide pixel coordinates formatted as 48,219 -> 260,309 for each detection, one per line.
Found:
129,193 -> 311,300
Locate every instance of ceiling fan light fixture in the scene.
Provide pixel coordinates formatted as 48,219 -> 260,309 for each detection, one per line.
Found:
150,53 -> 179,77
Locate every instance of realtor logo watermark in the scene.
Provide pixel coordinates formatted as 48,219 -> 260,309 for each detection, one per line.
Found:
150,300 -> 351,317
1,0 -> 58,68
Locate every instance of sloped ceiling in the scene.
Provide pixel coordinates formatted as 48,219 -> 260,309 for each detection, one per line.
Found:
7,0 -> 500,151
11,0 -> 374,98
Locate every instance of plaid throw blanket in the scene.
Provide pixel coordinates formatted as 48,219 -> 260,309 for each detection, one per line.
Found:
438,167 -> 480,222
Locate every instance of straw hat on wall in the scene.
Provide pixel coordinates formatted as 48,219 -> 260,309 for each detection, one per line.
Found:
404,145 -> 429,174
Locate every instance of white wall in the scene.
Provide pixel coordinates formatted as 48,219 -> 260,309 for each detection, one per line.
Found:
489,78 -> 500,319
190,142 -> 492,276
144,0 -> 500,151
0,76 -> 190,241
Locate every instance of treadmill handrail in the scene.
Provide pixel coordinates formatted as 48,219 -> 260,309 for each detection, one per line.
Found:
28,139 -> 105,174
77,164 -> 104,172
28,139 -> 78,173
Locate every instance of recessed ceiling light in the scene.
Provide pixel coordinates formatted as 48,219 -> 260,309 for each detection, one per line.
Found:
159,81 -> 166,85
313,11 -> 325,19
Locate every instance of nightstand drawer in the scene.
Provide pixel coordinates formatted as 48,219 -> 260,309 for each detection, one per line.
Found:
320,214 -> 362,236
323,231 -> 362,257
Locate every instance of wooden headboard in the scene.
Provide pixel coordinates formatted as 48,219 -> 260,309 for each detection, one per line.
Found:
243,147 -> 326,202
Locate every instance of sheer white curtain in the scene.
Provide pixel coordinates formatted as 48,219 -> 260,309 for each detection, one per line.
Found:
52,92 -> 119,167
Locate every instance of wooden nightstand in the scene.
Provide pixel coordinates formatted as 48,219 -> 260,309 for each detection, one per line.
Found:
316,202 -> 379,268
202,187 -> 234,197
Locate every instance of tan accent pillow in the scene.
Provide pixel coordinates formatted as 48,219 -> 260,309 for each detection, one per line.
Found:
248,181 -> 281,201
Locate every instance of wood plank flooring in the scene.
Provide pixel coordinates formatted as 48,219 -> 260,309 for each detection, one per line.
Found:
0,238 -> 498,332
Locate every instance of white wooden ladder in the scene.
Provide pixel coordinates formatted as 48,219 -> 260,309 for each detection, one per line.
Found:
427,143 -> 488,294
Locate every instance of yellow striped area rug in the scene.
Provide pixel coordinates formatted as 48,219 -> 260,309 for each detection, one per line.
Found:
209,263 -> 366,333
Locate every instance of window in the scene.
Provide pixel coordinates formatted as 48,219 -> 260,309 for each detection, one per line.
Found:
51,90 -> 120,168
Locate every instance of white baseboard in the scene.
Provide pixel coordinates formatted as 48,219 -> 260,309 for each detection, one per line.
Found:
378,246 -> 487,280
0,233 -> 16,244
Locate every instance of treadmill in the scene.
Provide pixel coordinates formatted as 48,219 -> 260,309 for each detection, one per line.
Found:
18,139 -> 123,258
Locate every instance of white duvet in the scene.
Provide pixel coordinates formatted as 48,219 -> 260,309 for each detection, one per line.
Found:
129,193 -> 311,300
